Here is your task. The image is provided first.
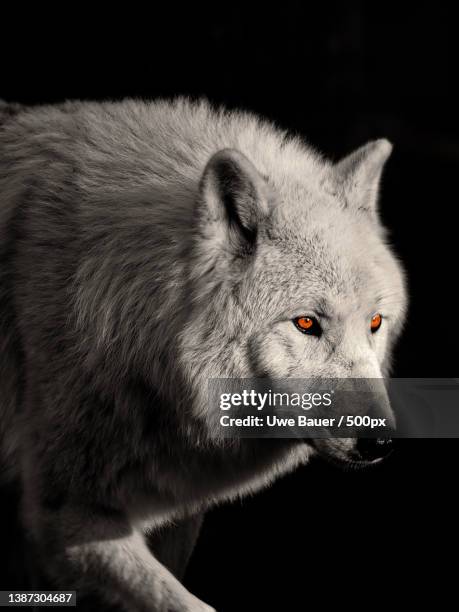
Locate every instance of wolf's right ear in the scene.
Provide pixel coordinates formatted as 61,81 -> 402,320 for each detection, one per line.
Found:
198,149 -> 270,256
333,139 -> 393,217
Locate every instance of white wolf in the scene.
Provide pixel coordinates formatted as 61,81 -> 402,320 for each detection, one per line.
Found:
0,98 -> 407,611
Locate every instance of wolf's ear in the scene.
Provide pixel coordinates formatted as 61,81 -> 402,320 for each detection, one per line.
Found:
333,139 -> 392,215
198,149 -> 270,255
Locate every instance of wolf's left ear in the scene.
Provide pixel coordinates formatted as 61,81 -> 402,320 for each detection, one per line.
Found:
198,148 -> 270,256
333,139 -> 392,215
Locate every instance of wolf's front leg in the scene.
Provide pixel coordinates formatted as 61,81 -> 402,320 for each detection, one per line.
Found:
146,513 -> 205,581
25,504 -> 215,612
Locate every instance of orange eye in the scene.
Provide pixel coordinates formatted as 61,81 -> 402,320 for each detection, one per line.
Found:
293,316 -> 322,337
297,317 -> 313,330
370,313 -> 382,333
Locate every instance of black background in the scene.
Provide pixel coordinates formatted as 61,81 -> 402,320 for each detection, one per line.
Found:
1,3 -> 458,610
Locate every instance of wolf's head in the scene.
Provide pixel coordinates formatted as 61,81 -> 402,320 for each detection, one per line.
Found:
181,137 -> 407,465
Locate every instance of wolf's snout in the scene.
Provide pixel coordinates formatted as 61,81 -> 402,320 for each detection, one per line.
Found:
354,437 -> 394,462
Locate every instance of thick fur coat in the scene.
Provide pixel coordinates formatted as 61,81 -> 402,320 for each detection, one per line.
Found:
0,98 -> 406,611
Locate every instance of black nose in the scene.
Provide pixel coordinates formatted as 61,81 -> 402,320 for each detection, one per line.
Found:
355,437 -> 394,462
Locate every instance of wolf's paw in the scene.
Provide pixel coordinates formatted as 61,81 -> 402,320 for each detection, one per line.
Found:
171,598 -> 215,612
180,601 -> 215,612
163,588 -> 216,612
165,599 -> 215,612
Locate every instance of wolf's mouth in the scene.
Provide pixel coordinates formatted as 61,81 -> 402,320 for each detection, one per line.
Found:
331,455 -> 389,472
